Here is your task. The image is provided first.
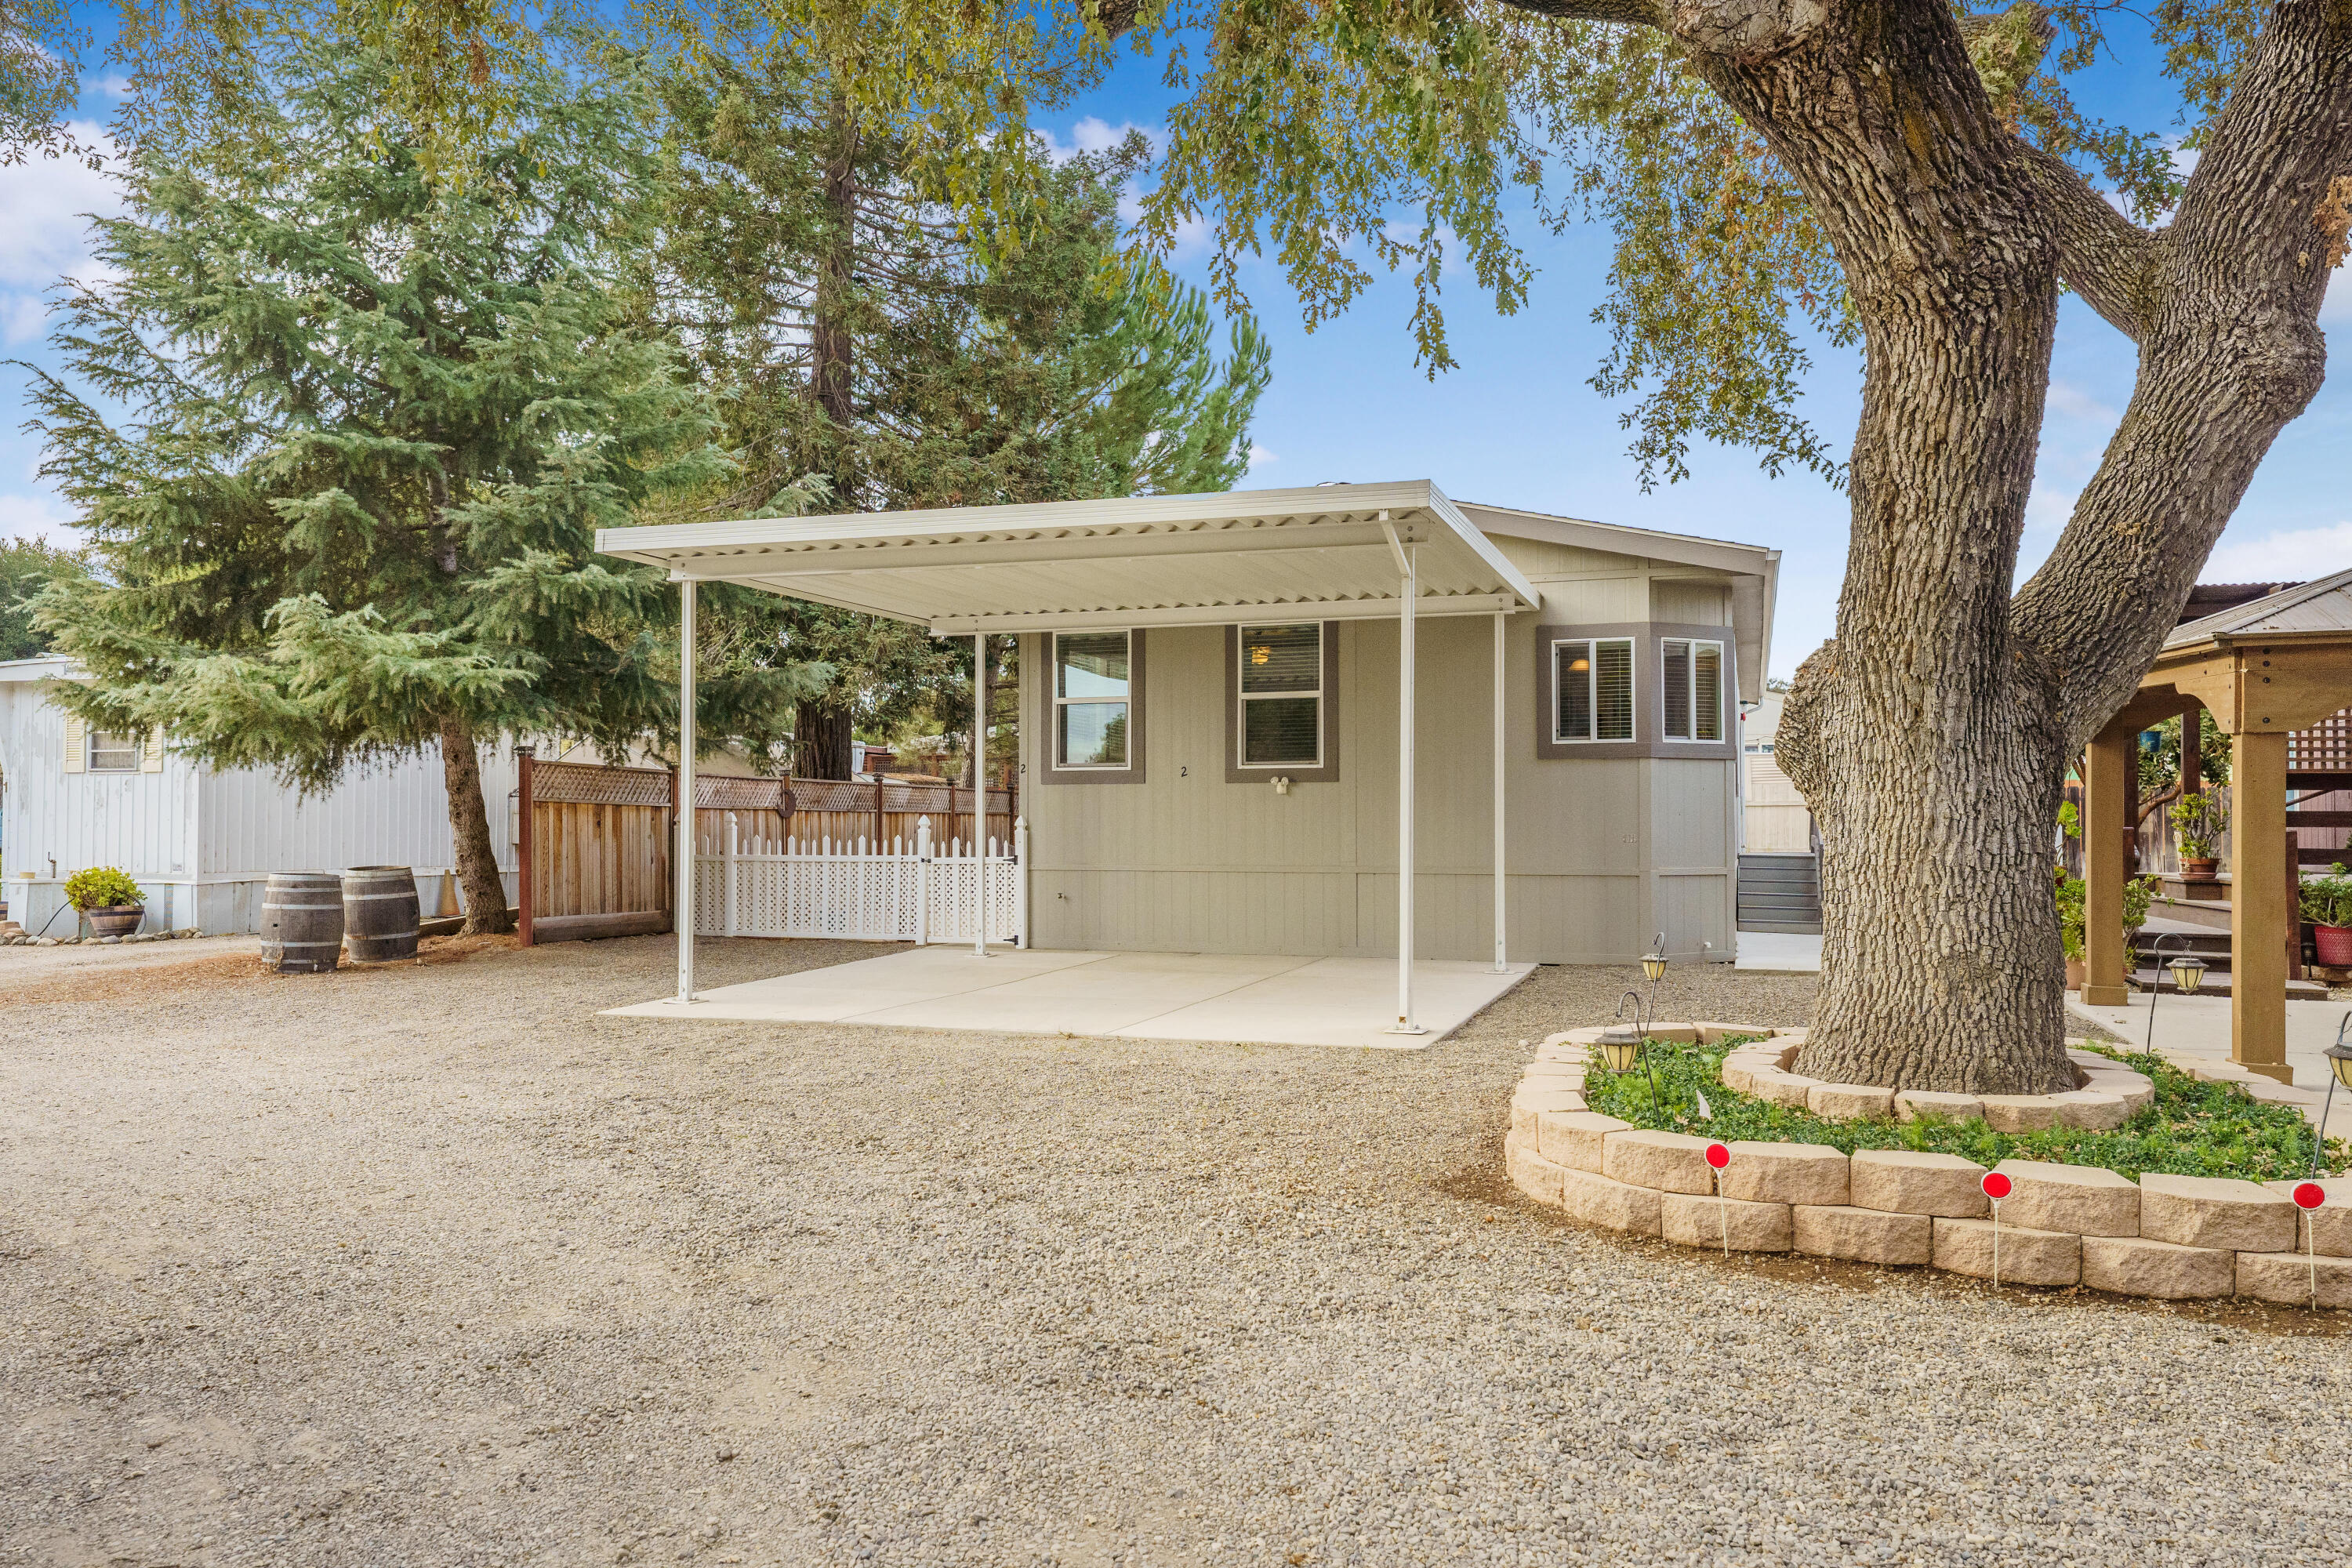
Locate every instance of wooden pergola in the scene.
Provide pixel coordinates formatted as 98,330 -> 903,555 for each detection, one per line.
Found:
2082,570 -> 2352,1082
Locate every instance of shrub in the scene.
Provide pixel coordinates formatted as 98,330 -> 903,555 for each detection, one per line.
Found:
2170,789 -> 2229,860
1585,1035 -> 2347,1182
2300,862 -> 2352,929
63,866 -> 144,910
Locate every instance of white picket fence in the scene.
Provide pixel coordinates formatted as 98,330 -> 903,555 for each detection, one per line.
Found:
693,813 -> 1026,946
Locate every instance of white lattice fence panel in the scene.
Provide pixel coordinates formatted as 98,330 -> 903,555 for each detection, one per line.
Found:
695,820 -> 1022,943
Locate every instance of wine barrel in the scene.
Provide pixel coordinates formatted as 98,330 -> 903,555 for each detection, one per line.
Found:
342,866 -> 420,964
261,872 -> 343,974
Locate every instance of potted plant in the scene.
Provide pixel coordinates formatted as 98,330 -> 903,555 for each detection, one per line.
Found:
64,866 -> 146,938
2055,866 -> 2156,989
2302,863 -> 2352,967
2170,789 -> 2229,881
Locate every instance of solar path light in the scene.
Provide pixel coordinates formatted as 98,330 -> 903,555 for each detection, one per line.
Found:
2143,931 -> 2207,1054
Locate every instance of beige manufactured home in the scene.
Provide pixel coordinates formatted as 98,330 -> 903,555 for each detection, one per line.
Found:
600,481 -> 1777,1029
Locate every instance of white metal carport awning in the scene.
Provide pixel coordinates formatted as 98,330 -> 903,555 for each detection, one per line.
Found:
599,480 -> 1538,1037
594,479 -> 1539,633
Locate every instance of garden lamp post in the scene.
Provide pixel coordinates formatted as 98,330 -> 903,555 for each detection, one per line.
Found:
1640,931 -> 1668,1036
2313,1011 -> 2352,1178
2144,931 -> 2207,1053
1608,988 -> 1661,1113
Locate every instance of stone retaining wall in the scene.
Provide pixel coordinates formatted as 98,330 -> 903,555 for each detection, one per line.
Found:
1506,1025 -> 2351,1307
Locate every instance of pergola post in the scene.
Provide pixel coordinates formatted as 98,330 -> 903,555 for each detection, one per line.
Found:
2230,729 -> 2290,1082
675,575 -> 697,1005
2082,724 -> 2132,1007
1390,542 -> 1425,1034
1492,609 -> 1508,975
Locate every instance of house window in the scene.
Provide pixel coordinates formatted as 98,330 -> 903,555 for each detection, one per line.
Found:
1054,630 -> 1131,768
87,728 -> 142,771
1237,623 -> 1323,767
1661,638 -> 1724,742
1552,638 -> 1635,742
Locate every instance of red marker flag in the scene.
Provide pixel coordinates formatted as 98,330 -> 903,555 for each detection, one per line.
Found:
2294,1181 -> 2326,1210
1981,1171 -> 2013,1200
1705,1142 -> 1731,1171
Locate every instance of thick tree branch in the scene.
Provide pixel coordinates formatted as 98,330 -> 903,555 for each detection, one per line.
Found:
2013,140 -> 2166,339
1486,0 -> 1663,23
2013,0 -> 2352,752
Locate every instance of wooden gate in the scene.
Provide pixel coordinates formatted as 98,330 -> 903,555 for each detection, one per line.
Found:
517,756 -> 679,945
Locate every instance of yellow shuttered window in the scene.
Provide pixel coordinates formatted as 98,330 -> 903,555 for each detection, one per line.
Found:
62,713 -> 85,773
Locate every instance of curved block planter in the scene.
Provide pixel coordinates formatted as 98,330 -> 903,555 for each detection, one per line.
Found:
1504,1024 -> 2352,1307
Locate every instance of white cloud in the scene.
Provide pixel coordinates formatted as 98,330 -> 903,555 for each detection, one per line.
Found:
2,294 -> 49,345
2045,379 -> 2118,426
0,123 -> 120,288
2205,520 -> 2352,583
0,124 -> 123,347
0,492 -> 81,544
1245,444 -> 1276,471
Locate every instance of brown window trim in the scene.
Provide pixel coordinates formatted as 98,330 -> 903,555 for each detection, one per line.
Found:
1225,621 -> 1341,784
1036,628 -> 1146,785
1534,621 -> 1737,760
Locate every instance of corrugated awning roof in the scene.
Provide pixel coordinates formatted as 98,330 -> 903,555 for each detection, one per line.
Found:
595,480 -> 1541,635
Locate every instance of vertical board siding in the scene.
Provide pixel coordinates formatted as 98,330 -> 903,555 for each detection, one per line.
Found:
1019,532 -> 1745,964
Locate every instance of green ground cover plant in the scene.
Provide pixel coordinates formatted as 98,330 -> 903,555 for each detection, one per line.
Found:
1584,1036 -> 2347,1183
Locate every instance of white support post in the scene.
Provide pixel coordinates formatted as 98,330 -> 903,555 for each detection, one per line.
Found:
1493,609 -> 1508,975
1013,814 -> 1029,949
723,811 -> 739,938
973,632 -> 989,957
1390,543 -> 1425,1035
916,819 -> 927,943
675,576 -> 697,1004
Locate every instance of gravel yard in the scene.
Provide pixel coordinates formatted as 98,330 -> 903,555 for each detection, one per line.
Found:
2,935 -> 2347,1568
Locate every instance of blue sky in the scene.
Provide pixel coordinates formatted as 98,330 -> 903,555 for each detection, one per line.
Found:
2,22 -> 2345,679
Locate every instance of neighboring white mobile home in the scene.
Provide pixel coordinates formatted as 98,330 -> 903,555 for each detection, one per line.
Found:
0,657 -> 520,935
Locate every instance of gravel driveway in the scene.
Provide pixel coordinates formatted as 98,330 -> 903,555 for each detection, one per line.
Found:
2,935 -> 2345,1567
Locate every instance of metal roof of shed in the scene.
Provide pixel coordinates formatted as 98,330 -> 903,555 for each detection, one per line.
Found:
596,480 -> 1541,635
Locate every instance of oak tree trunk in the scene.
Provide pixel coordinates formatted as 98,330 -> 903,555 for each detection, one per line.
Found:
1479,0 -> 2352,1093
438,710 -> 514,935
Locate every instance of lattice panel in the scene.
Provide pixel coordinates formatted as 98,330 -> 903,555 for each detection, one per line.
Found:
695,831 -> 1022,944
533,760 -> 673,806
2290,708 -> 2352,772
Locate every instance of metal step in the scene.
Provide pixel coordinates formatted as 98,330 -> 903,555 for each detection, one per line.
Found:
1737,852 -> 1820,935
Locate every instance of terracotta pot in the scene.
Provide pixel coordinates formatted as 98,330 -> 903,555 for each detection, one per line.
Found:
2181,857 -> 2220,882
2065,956 -> 2087,992
85,902 -> 143,938
2315,924 -> 2352,968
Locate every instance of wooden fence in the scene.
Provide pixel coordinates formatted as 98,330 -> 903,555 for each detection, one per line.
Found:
515,752 -> 1018,946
